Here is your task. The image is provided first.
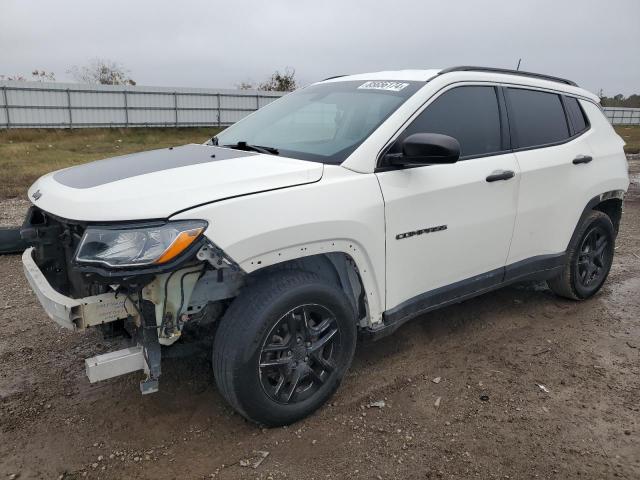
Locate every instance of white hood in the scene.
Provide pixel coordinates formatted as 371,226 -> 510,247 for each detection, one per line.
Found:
27,144 -> 324,221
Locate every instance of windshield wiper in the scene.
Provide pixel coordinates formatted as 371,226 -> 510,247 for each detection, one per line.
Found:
222,141 -> 279,155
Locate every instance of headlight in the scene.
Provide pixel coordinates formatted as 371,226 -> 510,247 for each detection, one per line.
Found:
75,220 -> 207,268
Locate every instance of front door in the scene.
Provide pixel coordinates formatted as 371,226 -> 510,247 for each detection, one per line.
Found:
376,85 -> 519,315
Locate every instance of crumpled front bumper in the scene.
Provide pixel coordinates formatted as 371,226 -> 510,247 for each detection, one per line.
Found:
21,247 -> 129,330
22,247 -> 157,391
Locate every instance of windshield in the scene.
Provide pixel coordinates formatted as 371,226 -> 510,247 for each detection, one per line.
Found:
213,80 -> 424,164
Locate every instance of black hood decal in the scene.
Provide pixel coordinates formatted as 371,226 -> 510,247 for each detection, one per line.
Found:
53,144 -> 256,189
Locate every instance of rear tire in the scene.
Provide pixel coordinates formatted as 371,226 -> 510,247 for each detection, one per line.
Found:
212,270 -> 357,426
547,210 -> 615,300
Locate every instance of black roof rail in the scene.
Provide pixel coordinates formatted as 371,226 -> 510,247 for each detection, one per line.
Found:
322,75 -> 347,81
438,66 -> 578,87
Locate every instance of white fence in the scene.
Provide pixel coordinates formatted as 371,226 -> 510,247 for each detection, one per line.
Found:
1,80 -> 638,128
0,80 -> 286,128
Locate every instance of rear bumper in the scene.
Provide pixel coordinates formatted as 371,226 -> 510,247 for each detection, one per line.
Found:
22,247 -> 129,330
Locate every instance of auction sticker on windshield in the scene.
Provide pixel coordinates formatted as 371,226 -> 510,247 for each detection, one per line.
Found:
358,81 -> 409,92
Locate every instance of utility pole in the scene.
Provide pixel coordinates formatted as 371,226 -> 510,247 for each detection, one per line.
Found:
516,58 -> 522,71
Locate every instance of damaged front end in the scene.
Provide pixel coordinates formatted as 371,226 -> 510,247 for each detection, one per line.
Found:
21,207 -> 244,394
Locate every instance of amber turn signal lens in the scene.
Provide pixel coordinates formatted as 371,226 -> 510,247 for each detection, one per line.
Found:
154,227 -> 204,264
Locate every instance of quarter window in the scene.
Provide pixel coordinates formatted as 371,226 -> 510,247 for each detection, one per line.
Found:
396,86 -> 503,158
564,96 -> 588,135
507,88 -> 570,148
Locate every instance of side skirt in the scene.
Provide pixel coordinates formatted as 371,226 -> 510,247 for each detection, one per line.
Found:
366,253 -> 565,340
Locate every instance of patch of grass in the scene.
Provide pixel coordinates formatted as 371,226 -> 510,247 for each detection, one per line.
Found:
0,127 -> 220,199
614,125 -> 640,154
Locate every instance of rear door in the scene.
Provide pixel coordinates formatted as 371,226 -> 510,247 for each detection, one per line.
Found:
376,85 -> 520,315
504,88 -> 595,270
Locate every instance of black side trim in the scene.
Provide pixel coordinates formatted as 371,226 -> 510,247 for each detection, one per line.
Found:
382,267 -> 504,327
368,253 -> 567,340
503,253 -> 565,283
439,66 -> 578,87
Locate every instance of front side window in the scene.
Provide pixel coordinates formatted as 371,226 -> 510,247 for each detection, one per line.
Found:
214,81 -> 423,164
507,88 -> 570,148
391,85 -> 503,158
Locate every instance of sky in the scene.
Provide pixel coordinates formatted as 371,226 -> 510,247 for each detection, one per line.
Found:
1,0 -> 638,96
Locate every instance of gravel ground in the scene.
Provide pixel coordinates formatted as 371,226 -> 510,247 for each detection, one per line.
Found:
0,197 -> 30,227
0,160 -> 638,480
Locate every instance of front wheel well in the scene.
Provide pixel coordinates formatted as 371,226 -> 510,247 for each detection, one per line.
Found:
249,253 -> 368,325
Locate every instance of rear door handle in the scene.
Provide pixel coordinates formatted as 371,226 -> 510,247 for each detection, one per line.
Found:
572,154 -> 593,165
486,170 -> 515,182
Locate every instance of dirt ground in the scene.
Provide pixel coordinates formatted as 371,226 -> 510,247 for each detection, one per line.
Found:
1,160 -> 638,480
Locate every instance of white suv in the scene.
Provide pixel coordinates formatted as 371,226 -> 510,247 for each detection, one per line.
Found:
21,66 -> 629,426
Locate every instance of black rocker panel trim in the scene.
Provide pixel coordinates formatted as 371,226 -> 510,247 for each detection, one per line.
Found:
503,253 -> 565,283
371,253 -> 567,339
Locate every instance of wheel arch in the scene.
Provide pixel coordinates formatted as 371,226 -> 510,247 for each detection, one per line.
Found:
245,246 -> 380,328
593,197 -> 623,234
567,190 -> 625,249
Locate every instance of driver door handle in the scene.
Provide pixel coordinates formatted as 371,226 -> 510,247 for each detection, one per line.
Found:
486,170 -> 515,182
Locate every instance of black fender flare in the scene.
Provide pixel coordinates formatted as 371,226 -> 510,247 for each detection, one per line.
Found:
566,190 -> 625,251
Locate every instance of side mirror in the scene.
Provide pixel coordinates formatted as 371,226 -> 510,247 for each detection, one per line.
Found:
387,133 -> 460,166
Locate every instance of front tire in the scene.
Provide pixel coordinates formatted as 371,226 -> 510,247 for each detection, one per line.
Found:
547,210 -> 615,300
212,270 -> 357,426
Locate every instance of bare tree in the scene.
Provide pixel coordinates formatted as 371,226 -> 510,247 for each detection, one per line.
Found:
258,67 -> 297,92
0,69 -> 56,82
236,81 -> 255,90
0,74 -> 26,81
31,70 -> 56,81
67,58 -> 136,85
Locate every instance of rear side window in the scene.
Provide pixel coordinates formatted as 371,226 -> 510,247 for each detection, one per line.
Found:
397,86 -> 502,158
564,96 -> 589,135
507,88 -> 570,148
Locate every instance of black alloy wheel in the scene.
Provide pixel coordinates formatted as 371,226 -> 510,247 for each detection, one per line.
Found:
547,210 -> 615,300
258,304 -> 340,404
212,270 -> 357,426
575,225 -> 611,290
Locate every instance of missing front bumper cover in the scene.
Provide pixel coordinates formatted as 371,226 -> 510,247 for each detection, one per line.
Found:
23,246 -> 163,394
22,247 -> 131,330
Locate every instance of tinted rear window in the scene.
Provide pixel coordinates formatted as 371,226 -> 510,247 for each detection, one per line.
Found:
564,96 -> 588,135
397,86 -> 502,158
507,88 -> 570,148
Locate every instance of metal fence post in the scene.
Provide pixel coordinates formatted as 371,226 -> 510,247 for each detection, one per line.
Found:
216,93 -> 221,128
1,86 -> 10,128
174,91 -> 178,127
123,90 -> 129,127
66,88 -> 73,128
256,93 -> 260,111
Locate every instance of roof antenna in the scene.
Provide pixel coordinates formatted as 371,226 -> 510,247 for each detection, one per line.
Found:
516,58 -> 522,71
